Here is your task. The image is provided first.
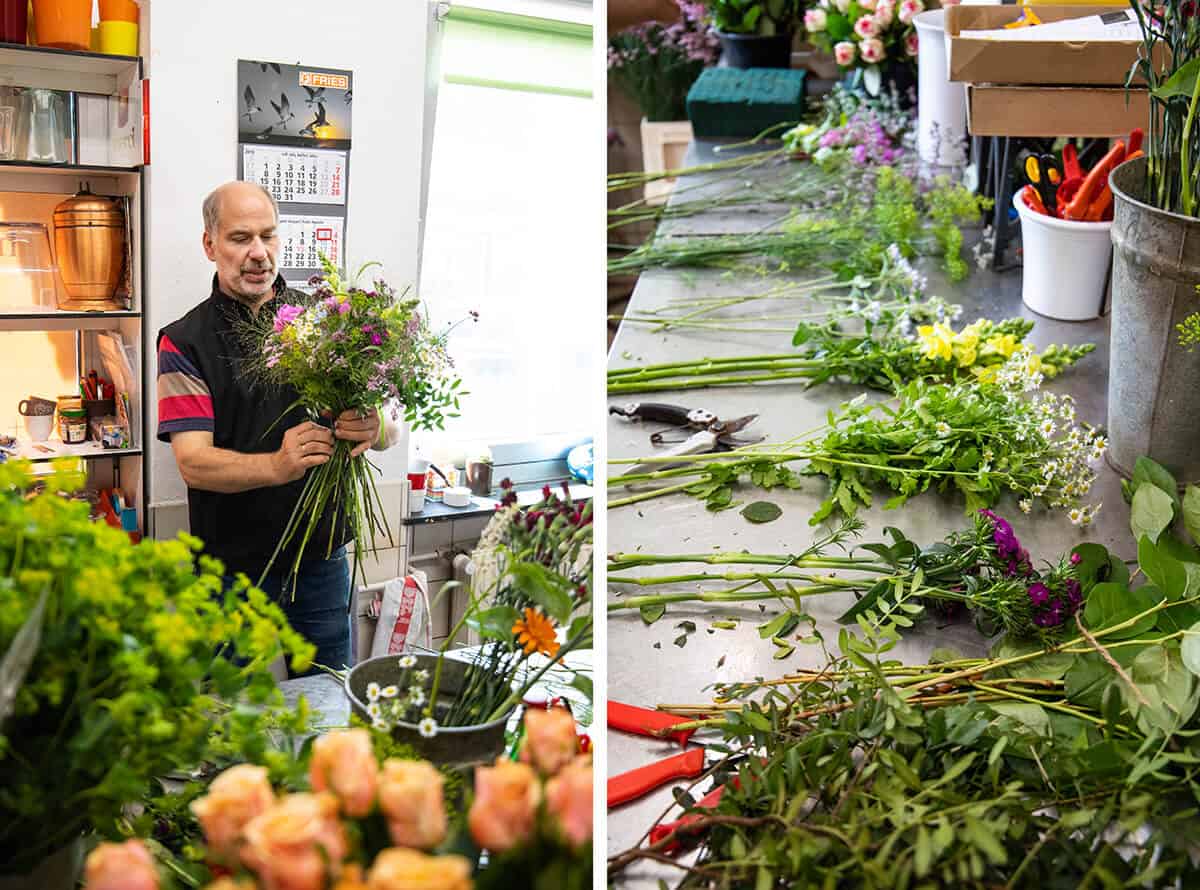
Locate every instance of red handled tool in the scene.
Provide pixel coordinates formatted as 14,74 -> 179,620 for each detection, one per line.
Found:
607,700 -> 718,809
648,781 -> 731,852
609,700 -> 698,746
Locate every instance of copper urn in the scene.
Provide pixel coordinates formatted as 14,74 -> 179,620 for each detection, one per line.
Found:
53,186 -> 126,311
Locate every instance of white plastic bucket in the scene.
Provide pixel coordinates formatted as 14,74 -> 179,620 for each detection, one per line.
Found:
1012,192 -> 1113,321
914,9 -> 967,167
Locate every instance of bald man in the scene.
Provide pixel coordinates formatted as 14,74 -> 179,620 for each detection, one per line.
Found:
156,181 -> 400,675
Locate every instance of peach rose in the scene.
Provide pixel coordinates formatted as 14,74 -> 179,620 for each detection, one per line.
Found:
834,41 -> 857,66
898,0 -> 923,25
191,764 -> 276,861
519,706 -> 577,776
467,758 -> 540,853
545,755 -> 593,848
860,37 -> 886,63
804,8 -> 827,31
377,759 -> 447,850
853,14 -> 879,38
874,1 -> 895,27
203,881 -> 260,890
85,839 -> 159,890
241,792 -> 348,890
367,848 -> 472,890
310,728 -> 379,818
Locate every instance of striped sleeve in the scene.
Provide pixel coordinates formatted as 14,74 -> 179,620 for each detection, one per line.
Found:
157,334 -> 214,441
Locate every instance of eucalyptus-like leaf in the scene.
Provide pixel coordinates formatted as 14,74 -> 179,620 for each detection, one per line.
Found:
0,588 -> 48,728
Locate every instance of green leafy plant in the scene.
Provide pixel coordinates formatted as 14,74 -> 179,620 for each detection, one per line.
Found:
705,0 -> 802,35
0,461 -> 314,873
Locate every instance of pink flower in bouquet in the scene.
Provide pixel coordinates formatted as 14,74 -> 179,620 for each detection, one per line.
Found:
366,849 -> 472,890
545,756 -> 593,848
858,0 -> 878,11
898,0 -> 923,24
191,764 -> 276,861
804,8 -> 828,31
519,706 -> 578,776
309,728 -> 379,818
241,792 -> 348,890
85,839 -> 159,890
468,758 -> 540,853
874,1 -> 895,27
273,304 -> 305,333
377,759 -> 447,850
905,31 -> 919,55
854,15 -> 880,38
860,37 -> 886,63
834,41 -> 858,66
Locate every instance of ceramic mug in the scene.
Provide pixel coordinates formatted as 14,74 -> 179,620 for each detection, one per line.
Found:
23,413 -> 52,441
18,396 -> 55,416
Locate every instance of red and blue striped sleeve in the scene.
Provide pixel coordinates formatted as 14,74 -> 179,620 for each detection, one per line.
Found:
157,334 -> 214,441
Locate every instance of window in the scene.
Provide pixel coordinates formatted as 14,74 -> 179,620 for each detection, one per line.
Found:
417,4 -> 594,458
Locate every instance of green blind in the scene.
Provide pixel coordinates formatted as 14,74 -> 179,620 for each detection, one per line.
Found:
442,6 -> 593,98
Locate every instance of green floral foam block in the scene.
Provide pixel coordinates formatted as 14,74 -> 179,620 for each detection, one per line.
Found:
685,67 -> 807,139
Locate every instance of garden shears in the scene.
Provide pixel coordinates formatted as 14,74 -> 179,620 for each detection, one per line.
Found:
609,402 -> 761,479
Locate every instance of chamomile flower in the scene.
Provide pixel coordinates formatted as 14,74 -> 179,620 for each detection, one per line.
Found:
414,669 -> 430,683
1042,461 -> 1058,479
367,701 -> 382,719
1032,484 -> 1047,497
1039,419 -> 1056,437
381,685 -> 399,699
373,718 -> 389,732
1068,507 -> 1084,525
408,688 -> 426,707
398,654 -> 418,669
983,447 -> 995,462
1019,499 -> 1032,514
366,682 -> 381,702
935,421 -> 951,437
418,718 -> 438,738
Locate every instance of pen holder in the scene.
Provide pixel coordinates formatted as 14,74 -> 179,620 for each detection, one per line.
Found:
83,398 -> 114,439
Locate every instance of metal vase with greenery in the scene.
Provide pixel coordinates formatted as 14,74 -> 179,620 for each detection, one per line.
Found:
1107,2 -> 1200,481
707,0 -> 802,67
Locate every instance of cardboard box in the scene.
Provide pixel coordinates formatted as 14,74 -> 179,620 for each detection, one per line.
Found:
967,85 -> 1148,137
947,5 -> 1152,86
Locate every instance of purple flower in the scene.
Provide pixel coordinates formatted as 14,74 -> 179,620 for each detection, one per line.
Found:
1070,552 -> 1082,565
1065,579 -> 1082,606
273,303 -> 305,332
1028,582 -> 1051,606
371,333 -> 383,346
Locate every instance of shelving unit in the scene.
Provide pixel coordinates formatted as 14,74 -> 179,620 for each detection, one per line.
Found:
0,45 -> 146,532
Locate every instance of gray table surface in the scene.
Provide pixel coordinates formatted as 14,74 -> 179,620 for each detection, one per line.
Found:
606,141 -> 1125,886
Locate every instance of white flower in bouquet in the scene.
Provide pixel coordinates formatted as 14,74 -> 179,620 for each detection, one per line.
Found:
819,0 -> 831,8
898,0 -> 923,25
834,40 -> 857,65
805,8 -> 828,32
905,31 -> 919,55
874,1 -> 895,27
834,0 -> 852,13
858,0 -> 878,10
860,37 -> 886,63
854,14 -> 880,38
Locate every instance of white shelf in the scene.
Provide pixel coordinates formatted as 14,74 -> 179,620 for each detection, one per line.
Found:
0,43 -> 139,94
0,308 -> 138,331
5,437 -> 141,462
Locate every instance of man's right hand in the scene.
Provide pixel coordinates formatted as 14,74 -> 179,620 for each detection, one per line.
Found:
274,420 -> 334,483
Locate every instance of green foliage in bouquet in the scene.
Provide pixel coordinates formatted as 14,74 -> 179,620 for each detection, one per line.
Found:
0,461 -> 314,873
705,0 -> 802,35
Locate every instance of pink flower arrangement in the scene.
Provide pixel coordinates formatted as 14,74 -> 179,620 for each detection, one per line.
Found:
806,0 -> 920,71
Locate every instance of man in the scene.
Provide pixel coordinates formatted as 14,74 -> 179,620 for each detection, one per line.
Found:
157,181 -> 401,674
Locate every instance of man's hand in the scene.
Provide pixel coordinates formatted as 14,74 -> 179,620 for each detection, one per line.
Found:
334,408 -> 381,458
274,420 -> 335,482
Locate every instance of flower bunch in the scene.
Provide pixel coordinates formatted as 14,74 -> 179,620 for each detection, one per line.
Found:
805,0 -> 930,71
83,718 -> 593,890
0,463 -> 313,873
242,257 -> 471,589
786,85 -> 913,168
608,1 -> 719,121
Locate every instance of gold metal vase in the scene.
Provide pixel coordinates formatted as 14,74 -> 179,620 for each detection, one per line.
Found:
52,186 -> 126,311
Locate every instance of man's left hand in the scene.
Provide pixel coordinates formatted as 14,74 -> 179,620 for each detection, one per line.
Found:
334,408 -> 381,458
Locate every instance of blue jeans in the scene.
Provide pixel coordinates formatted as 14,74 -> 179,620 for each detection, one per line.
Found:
226,546 -> 352,679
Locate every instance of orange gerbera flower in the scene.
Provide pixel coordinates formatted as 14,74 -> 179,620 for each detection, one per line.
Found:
512,608 -> 559,657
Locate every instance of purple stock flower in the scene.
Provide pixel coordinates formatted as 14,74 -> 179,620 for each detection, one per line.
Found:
1027,582 -> 1051,607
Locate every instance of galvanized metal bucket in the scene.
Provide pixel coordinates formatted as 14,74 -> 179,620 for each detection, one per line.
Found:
345,653 -> 513,768
1107,156 -> 1200,483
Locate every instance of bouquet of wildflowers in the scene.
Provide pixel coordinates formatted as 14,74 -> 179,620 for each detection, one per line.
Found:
783,83 -> 913,168
244,257 -> 468,588
608,1 -> 719,121
366,481 -> 593,737
83,717 -> 593,890
804,0 -> 928,73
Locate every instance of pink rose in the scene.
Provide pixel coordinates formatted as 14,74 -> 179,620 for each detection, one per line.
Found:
905,31 -> 919,55
377,759 -> 447,850
834,41 -> 857,66
874,1 -> 895,27
854,14 -> 879,38
804,8 -> 828,31
898,0 -> 923,25
468,758 -> 540,853
191,764 -> 276,862
85,840 -> 159,890
273,303 -> 305,333
519,706 -> 578,776
545,755 -> 593,848
860,37 -> 886,63
309,728 -> 379,818
241,792 -> 347,890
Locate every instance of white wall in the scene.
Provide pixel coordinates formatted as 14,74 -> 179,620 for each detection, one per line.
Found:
144,1 -> 425,528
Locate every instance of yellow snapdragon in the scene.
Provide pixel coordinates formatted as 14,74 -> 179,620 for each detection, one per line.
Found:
917,323 -> 954,361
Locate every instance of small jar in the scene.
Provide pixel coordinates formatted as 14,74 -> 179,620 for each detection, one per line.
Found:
58,407 -> 87,444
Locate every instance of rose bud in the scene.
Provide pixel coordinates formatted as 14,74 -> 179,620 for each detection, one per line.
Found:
191,764 -> 276,861
85,839 -> 159,890
377,759 -> 448,850
467,758 -> 540,853
519,706 -> 578,775
310,728 -> 379,818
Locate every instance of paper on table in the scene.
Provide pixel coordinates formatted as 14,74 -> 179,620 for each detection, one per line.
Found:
964,8 -> 1139,41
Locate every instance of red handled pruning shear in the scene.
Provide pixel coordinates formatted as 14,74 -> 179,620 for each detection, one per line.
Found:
607,700 -> 729,809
